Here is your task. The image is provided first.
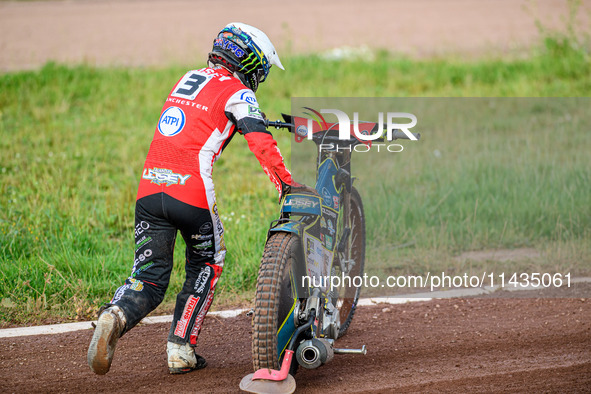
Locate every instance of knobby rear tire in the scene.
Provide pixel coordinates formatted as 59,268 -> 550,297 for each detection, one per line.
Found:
335,186 -> 366,337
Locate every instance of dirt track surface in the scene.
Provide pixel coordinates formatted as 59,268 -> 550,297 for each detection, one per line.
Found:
1,298 -> 590,393
1,0 -> 590,72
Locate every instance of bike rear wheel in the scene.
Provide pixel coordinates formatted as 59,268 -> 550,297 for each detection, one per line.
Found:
334,186 -> 366,337
252,232 -> 300,373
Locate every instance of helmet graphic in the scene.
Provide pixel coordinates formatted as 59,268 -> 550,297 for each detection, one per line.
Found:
208,22 -> 284,92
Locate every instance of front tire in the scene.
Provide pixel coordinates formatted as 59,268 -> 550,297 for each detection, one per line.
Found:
252,232 -> 299,373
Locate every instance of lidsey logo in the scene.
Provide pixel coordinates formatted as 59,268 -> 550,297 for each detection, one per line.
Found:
142,167 -> 191,187
174,295 -> 200,338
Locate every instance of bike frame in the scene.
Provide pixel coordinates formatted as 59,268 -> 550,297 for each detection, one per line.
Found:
267,116 -> 358,360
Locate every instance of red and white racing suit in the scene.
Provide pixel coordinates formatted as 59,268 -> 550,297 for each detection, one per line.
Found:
110,67 -> 292,346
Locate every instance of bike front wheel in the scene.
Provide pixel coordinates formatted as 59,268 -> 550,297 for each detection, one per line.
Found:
252,232 -> 300,373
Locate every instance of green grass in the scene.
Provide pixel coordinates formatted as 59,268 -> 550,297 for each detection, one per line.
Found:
1,35 -> 590,325
289,95 -> 590,294
351,98 -> 590,286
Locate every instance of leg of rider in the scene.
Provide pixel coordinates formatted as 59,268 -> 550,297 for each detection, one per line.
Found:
111,193 -> 177,333
182,229 -> 224,346
88,193 -> 177,375
165,194 -> 225,346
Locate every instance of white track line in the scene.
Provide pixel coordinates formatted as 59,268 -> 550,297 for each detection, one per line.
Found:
2,277 -> 589,339
0,308 -> 250,339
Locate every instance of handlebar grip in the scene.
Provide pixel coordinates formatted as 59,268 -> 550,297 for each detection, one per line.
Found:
392,130 -> 421,140
266,120 -> 294,129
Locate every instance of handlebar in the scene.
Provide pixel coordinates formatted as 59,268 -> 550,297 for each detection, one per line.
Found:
391,130 -> 421,140
265,120 -> 294,129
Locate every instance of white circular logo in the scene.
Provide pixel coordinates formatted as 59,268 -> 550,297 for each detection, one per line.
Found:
158,106 -> 186,136
296,125 -> 308,137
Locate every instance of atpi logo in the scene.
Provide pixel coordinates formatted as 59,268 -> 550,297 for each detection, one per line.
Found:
158,106 -> 186,136
240,91 -> 257,105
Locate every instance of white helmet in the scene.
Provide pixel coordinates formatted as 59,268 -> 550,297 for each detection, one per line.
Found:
208,22 -> 284,91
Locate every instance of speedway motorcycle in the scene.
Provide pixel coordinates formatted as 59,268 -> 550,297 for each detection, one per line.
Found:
240,114 -> 419,393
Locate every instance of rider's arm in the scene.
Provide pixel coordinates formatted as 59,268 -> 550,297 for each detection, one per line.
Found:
225,89 -> 293,193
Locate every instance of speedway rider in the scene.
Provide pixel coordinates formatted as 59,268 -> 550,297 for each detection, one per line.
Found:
88,22 -> 293,375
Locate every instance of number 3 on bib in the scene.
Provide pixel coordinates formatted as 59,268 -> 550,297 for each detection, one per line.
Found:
172,71 -> 213,100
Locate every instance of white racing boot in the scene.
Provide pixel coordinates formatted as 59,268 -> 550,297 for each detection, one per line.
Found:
167,341 -> 207,374
87,305 -> 126,375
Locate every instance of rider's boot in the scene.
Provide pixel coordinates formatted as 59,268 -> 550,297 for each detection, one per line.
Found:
167,341 -> 207,374
87,305 -> 126,375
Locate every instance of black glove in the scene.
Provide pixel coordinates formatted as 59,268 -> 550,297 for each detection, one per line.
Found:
282,181 -> 319,198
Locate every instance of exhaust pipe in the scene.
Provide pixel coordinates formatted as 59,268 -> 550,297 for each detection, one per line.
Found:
333,345 -> 367,355
295,338 -> 334,369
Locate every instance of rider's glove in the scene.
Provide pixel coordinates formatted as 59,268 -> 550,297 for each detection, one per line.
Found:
282,181 -> 319,199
